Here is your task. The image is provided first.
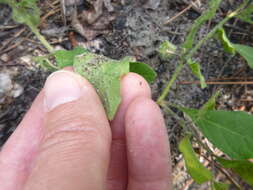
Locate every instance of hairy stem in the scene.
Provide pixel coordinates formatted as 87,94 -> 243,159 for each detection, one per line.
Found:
31,27 -> 54,53
162,103 -> 187,130
185,15 -> 235,60
157,62 -> 184,105
157,6 -> 242,105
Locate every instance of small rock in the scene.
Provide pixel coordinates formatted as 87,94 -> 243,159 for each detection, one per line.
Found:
54,45 -> 65,51
0,72 -> 13,103
10,83 -> 23,98
0,53 -> 9,62
144,0 -> 161,10
41,26 -> 68,37
0,124 -> 5,131
79,38 -> 105,53
20,55 -> 35,67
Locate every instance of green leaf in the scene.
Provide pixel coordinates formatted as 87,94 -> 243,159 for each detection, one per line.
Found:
33,56 -> 58,71
54,47 -> 88,68
188,60 -> 207,89
37,48 -> 156,120
158,40 -> 177,60
129,62 -> 157,83
1,0 -> 54,52
181,108 -> 253,159
35,47 -> 88,70
212,181 -> 229,190
74,52 -> 130,120
236,1 -> 253,24
233,44 -> 253,69
217,158 -> 253,186
179,135 -> 213,184
182,0 -> 222,50
11,0 -> 40,28
216,28 -> 235,54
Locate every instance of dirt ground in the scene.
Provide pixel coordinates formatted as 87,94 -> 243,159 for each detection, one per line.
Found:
1,0 -> 253,189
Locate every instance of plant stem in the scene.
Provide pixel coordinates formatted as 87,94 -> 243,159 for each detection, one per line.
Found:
162,103 -> 187,130
157,6 -> 242,105
185,15 -> 233,60
202,156 -> 243,189
31,27 -> 54,53
157,62 -> 184,105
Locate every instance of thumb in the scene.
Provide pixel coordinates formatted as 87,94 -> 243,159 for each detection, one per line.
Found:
24,71 -> 111,190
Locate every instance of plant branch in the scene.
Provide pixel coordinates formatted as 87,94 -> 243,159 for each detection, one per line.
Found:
201,155 -> 243,189
162,102 -> 216,156
31,27 -> 54,53
157,5 -> 244,105
164,102 -> 242,189
185,2 -> 246,60
157,62 -> 185,105
162,102 -> 187,130
186,16 -> 235,60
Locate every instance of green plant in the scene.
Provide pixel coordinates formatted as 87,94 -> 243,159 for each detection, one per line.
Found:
0,0 -> 53,52
0,0 -> 156,120
2,0 -> 253,188
158,0 -> 253,188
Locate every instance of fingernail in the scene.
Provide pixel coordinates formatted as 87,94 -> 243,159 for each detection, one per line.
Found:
44,71 -> 82,111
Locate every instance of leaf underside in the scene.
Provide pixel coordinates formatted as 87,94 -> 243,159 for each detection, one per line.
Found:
55,47 -> 88,68
35,47 -> 156,120
74,53 -> 130,120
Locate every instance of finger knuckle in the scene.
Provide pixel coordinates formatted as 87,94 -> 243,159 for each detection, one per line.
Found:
39,116 -> 105,160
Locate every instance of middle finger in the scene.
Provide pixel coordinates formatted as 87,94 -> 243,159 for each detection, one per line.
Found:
107,73 -> 151,190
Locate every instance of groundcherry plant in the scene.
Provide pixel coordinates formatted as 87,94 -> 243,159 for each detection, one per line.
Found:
1,0 -> 253,189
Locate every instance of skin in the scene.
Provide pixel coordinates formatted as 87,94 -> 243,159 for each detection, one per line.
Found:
0,70 -> 172,190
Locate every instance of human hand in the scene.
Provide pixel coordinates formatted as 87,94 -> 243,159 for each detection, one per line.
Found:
0,70 -> 172,190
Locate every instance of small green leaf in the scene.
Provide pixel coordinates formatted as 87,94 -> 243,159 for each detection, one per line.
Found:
11,0 -> 40,28
236,1 -> 253,24
217,158 -> 253,186
130,62 -> 157,83
212,181 -> 229,190
179,135 -> 213,184
33,56 -> 57,71
233,44 -> 253,69
74,52 -> 130,120
54,47 -> 88,68
182,0 -> 222,50
180,108 -> 253,159
216,28 -> 235,54
158,40 -> 177,60
35,47 -> 88,70
1,0 -> 54,52
188,60 -> 207,89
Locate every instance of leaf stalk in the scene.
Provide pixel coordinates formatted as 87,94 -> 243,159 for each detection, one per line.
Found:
31,27 -> 54,52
